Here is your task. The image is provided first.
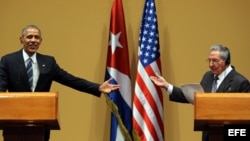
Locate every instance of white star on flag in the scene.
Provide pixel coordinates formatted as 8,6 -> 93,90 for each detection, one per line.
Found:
109,32 -> 123,54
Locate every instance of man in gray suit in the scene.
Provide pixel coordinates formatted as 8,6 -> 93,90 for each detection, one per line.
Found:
150,44 -> 250,141
0,24 -> 120,141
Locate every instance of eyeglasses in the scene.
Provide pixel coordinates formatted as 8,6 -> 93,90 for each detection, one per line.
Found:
206,58 -> 223,64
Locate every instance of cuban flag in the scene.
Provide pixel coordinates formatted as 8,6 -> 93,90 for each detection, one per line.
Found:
104,0 -> 132,141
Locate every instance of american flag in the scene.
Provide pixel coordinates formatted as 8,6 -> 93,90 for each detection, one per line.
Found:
105,0 -> 132,141
132,0 -> 164,141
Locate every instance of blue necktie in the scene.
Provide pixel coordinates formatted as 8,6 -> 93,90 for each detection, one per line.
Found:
26,58 -> 33,90
211,76 -> 219,92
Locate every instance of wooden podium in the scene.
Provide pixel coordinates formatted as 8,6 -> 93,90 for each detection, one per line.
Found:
194,93 -> 250,141
0,92 -> 60,141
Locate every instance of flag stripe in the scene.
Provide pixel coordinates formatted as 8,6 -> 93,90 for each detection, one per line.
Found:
108,67 -> 132,108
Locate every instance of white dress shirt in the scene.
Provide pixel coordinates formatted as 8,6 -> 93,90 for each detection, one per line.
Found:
23,49 -> 39,92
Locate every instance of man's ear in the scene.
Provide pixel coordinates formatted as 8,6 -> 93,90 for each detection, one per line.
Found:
19,37 -> 23,44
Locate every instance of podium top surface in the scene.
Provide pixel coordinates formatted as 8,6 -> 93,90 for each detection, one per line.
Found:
0,92 -> 60,130
194,93 -> 250,131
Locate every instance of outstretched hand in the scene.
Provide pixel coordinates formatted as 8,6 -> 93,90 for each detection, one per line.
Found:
99,78 -> 121,94
150,73 -> 169,89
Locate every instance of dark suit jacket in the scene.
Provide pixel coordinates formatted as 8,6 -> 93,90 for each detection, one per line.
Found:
0,49 -> 101,97
168,68 -> 250,141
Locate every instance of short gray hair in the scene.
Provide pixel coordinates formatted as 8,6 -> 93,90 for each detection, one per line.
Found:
21,25 -> 41,36
210,44 -> 231,64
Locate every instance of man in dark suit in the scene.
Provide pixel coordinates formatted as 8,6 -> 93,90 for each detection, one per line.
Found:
0,24 -> 120,141
150,44 -> 250,141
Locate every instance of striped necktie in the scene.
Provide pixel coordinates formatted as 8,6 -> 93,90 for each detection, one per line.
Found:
211,75 -> 219,92
26,58 -> 33,90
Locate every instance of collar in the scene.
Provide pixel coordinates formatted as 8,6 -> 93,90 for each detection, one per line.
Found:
22,49 -> 37,63
217,65 -> 233,80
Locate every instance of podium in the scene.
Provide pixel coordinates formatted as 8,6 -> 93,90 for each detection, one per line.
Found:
194,93 -> 250,141
0,92 -> 60,141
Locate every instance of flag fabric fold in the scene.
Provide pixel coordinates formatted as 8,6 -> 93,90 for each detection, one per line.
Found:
132,0 -> 164,141
105,0 -> 132,141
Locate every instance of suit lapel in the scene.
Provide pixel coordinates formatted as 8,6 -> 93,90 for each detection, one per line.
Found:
202,73 -> 214,92
35,54 -> 42,91
35,54 -> 49,91
17,50 -> 31,89
216,71 -> 234,92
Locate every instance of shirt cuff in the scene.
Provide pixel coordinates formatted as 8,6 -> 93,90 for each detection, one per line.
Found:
166,84 -> 173,95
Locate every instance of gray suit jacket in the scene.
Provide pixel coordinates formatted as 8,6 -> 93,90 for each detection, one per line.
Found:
0,49 -> 101,97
